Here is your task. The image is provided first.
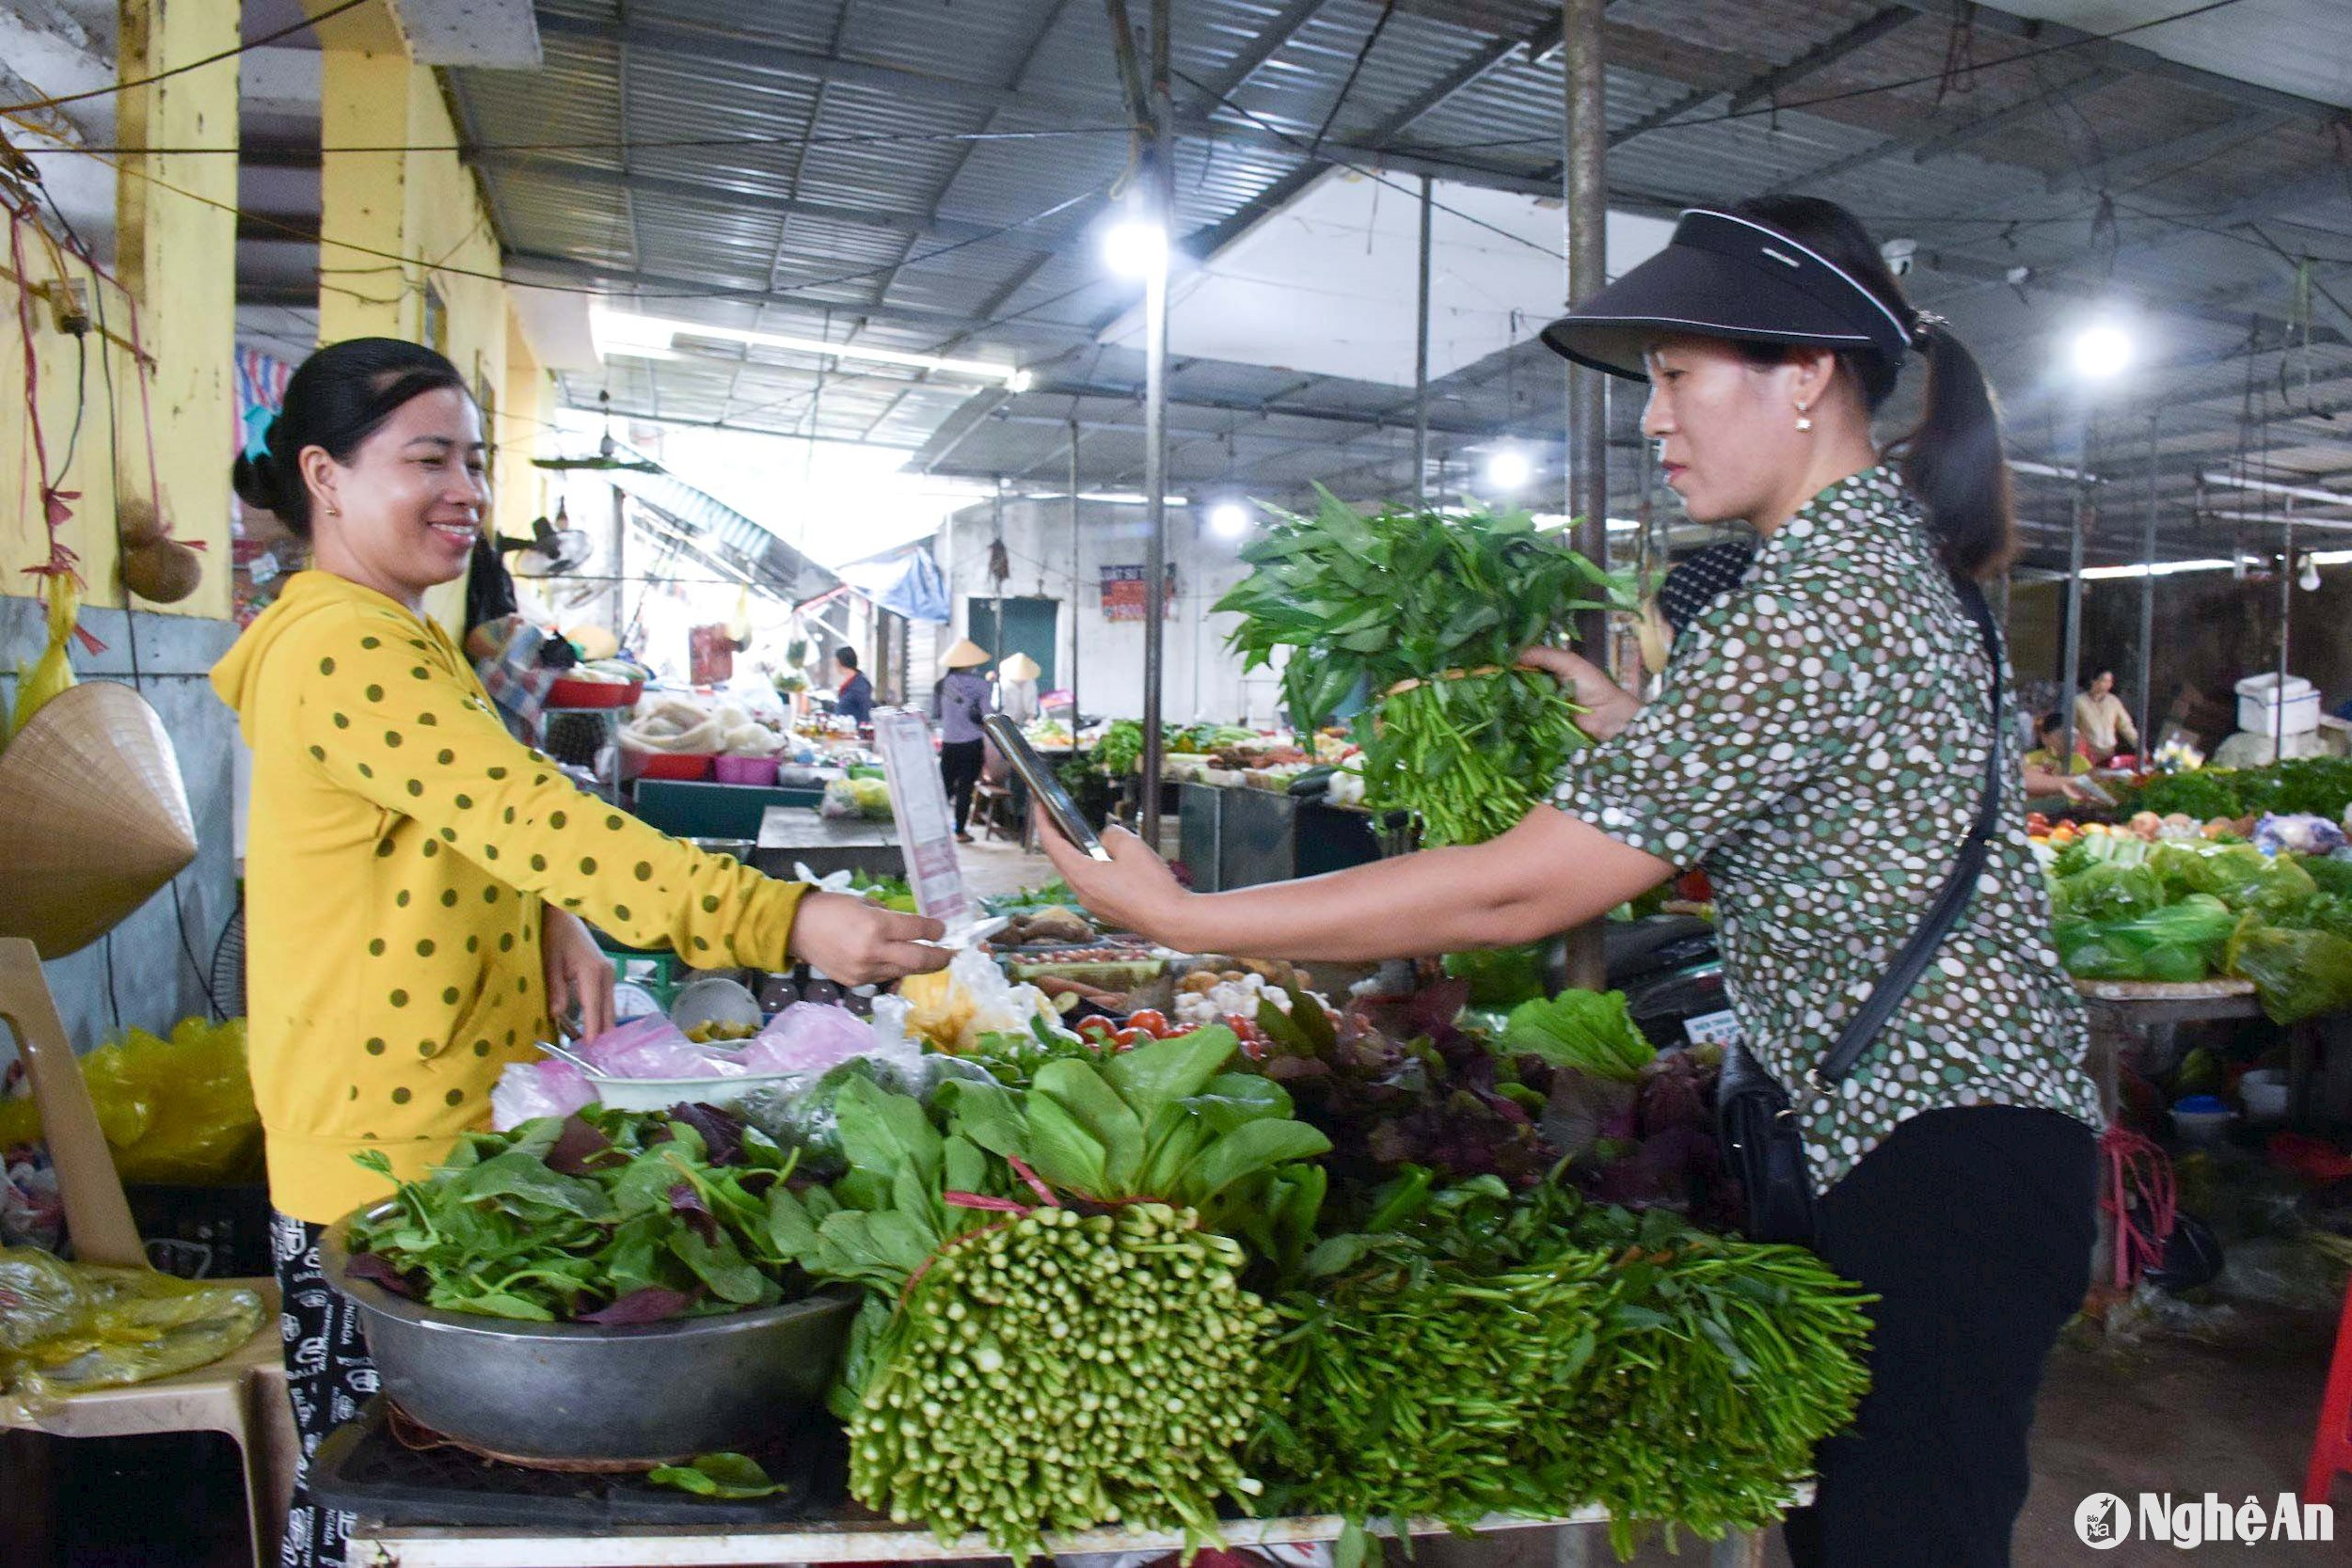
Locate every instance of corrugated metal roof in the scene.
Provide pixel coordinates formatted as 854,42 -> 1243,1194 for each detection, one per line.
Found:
446,0 -> 2352,571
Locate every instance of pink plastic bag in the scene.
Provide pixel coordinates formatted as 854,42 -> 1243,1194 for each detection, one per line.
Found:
740,1005 -> 879,1077
578,1016 -> 747,1079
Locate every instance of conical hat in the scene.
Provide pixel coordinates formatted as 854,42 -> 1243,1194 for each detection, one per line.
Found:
941,639 -> 991,670
999,652 -> 1041,682
0,682 -> 197,958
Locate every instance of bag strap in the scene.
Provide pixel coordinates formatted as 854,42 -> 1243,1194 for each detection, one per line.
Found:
1812,578 -> 2007,1091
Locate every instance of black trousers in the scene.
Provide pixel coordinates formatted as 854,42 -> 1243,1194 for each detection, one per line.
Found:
1783,1106 -> 2098,1568
940,739 -> 985,832
272,1211 -> 374,1568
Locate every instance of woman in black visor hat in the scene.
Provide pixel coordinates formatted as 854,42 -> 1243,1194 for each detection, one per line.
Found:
1035,196 -> 2101,1567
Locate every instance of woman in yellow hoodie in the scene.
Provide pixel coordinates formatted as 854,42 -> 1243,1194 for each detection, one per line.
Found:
215,339 -> 946,1565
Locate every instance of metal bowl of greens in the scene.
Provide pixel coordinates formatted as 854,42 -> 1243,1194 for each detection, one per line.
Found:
318,1105 -> 861,1464
323,1206 -> 856,1463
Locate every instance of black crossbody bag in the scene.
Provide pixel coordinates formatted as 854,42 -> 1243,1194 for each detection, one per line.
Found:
1717,580 -> 2007,1244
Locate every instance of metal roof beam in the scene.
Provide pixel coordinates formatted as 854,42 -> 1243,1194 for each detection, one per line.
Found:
534,9 -> 1119,120
1885,1 -> 2352,126
473,154 -> 1023,245
2048,109 -> 2292,196
1772,66 -> 2121,192
1611,6 -> 1915,148
502,250 -> 1101,339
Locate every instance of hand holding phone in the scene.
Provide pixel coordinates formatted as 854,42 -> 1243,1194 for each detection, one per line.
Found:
983,713 -> 1112,861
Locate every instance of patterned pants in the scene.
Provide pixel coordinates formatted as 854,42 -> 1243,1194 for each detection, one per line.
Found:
271,1210 -> 375,1568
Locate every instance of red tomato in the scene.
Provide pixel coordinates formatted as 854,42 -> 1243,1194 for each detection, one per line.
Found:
1077,1018 -> 1117,1043
1113,1028 -> 1154,1050
1123,1009 -> 1171,1038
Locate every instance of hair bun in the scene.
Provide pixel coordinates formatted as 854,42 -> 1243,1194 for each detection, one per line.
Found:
230,448 -> 285,514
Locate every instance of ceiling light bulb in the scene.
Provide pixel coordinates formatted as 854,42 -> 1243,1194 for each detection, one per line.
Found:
2070,322 -> 2134,380
1485,448 -> 1532,493
2301,555 -> 2323,592
1104,220 -> 1168,280
1208,501 -> 1249,539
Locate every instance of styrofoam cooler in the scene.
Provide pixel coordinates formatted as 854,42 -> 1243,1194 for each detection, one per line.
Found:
2236,673 -> 2320,736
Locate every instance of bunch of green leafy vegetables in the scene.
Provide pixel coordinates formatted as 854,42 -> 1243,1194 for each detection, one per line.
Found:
1498,990 -> 1655,1082
1252,1170 -> 1873,1563
346,1103 -> 810,1323
1215,490 -> 1621,847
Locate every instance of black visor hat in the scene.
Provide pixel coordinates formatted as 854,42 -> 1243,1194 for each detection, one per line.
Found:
1539,209 -> 1915,382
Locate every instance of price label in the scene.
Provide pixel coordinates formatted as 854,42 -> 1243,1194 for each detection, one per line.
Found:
872,710 -> 975,934
1683,1007 -> 1745,1050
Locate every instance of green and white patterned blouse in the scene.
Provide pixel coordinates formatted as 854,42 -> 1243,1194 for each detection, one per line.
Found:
1552,466 -> 2103,1194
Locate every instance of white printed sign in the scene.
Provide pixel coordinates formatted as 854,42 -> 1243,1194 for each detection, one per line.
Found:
1682,1007 -> 1745,1051
872,710 -> 975,934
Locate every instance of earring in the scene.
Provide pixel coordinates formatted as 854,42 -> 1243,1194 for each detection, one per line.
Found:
1795,403 -> 1814,433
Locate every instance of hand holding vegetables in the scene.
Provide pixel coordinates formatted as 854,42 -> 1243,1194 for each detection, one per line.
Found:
1517,645 -> 1641,741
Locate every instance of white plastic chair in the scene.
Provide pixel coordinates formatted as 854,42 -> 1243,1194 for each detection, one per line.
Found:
0,936 -> 295,1566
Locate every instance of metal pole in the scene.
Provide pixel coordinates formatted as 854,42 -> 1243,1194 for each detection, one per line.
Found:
2137,413 -> 2157,759
1563,0 -> 1609,991
2059,414 -> 2090,768
2278,499 -> 2295,761
1414,174 -> 1433,506
1138,0 -> 1173,853
1069,420 -> 1083,736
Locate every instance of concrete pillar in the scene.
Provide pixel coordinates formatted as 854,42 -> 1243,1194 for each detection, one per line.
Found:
316,45 -> 417,343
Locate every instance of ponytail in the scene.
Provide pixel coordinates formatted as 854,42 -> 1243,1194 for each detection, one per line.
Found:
1891,322 -> 2015,580
1728,196 -> 2016,581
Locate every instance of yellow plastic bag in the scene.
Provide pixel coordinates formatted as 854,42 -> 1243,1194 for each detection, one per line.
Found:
0,1018 -> 262,1185
0,1246 -> 264,1418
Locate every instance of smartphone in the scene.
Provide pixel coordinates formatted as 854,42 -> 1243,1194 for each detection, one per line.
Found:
983,713 -> 1112,861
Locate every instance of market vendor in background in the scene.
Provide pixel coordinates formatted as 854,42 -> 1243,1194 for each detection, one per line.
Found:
2024,711 -> 2099,801
997,650 -> 1043,724
1040,198 -> 2101,1568
2074,668 -> 2138,765
934,638 -> 994,843
833,644 -> 875,726
215,339 -> 949,1568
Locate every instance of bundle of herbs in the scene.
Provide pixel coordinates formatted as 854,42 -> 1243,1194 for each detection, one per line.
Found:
1216,492 -> 1619,846
1253,1172 -> 1873,1562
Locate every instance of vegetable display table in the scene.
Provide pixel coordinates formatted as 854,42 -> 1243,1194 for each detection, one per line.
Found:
751,806 -> 903,883
344,1503 -> 1788,1567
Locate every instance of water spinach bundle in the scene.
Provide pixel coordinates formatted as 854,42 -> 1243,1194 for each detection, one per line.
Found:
1216,493 -> 1618,846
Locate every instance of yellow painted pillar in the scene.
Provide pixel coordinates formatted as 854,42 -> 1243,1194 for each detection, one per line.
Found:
112,0 -> 241,620
496,311 -> 551,541
316,47 -> 418,344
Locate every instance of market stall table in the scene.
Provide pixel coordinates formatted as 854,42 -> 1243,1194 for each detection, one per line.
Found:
752,806 -> 904,883
343,1500 -> 1791,1566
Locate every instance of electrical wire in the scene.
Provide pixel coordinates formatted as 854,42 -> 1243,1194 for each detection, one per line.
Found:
65,131 -> 1115,311
0,0 -> 373,116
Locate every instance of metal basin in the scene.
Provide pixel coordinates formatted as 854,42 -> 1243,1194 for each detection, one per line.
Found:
321,1204 -> 858,1464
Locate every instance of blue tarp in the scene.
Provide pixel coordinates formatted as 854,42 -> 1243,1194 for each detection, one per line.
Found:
836,546 -> 950,624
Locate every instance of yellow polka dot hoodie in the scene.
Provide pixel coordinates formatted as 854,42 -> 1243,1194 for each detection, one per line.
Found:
213,571 -> 806,1225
